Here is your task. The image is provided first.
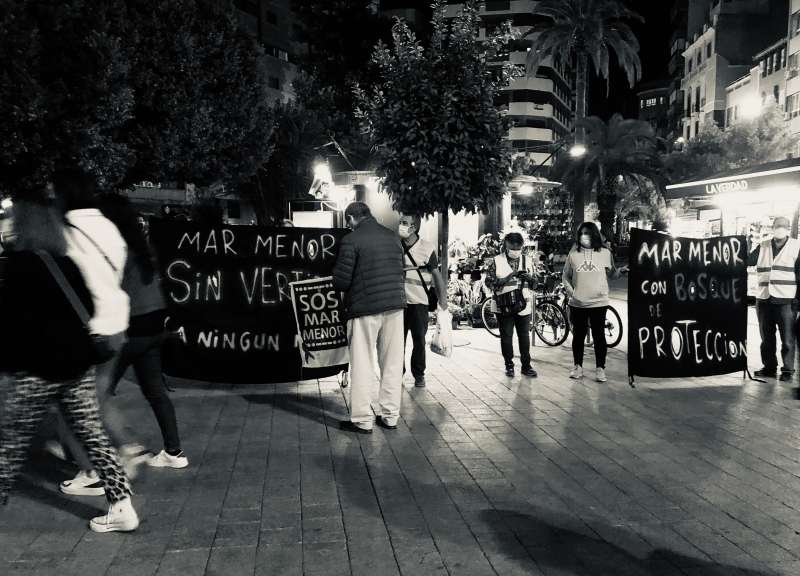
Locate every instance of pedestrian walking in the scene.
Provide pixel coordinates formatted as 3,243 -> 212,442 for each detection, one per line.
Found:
485,232 -> 537,378
398,214 -> 447,388
97,195 -> 188,469
0,197 -> 138,532
333,203 -> 406,433
48,169 -> 150,496
748,216 -> 800,381
562,222 -> 626,383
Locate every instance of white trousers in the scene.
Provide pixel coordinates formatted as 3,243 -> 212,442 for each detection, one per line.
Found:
348,309 -> 404,429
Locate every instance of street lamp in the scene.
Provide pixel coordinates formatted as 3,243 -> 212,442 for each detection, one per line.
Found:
0,198 -> 12,211
568,144 -> 587,158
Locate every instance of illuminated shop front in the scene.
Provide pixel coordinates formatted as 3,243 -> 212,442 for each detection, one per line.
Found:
665,158 -> 800,241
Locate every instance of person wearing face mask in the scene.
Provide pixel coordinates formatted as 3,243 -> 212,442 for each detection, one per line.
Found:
398,214 -> 447,388
747,216 -> 800,381
562,222 -> 626,383
333,202 -> 406,433
485,232 -> 537,378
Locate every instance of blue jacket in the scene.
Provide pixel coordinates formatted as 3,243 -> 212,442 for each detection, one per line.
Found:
332,217 -> 406,319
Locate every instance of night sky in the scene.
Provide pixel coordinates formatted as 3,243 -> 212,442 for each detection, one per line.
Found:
588,1 -> 675,119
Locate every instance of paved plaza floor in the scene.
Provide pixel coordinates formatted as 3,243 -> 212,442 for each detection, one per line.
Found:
2,304 -> 800,575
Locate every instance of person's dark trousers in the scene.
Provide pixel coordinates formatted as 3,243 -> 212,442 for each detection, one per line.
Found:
499,313 -> 531,369
756,300 -> 796,375
111,333 -> 182,452
404,304 -> 429,380
569,306 -> 608,369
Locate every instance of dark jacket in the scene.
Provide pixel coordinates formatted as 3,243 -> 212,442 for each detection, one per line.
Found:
332,216 -> 406,319
122,250 -> 167,337
0,251 -> 95,381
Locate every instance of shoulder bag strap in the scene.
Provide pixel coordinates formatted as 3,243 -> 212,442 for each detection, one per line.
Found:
36,251 -> 91,325
66,221 -> 120,274
402,243 -> 431,292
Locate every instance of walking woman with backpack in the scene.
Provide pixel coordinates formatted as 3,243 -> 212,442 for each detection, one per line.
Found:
0,196 -> 138,532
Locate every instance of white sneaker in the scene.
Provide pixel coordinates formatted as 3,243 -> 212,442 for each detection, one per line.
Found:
569,366 -> 583,379
60,470 -> 105,496
119,444 -> 152,479
596,368 -> 607,382
90,497 -> 139,533
147,450 -> 189,469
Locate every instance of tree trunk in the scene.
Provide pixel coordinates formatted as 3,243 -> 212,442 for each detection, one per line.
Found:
440,210 -> 449,282
572,52 -> 588,233
596,178 -> 617,243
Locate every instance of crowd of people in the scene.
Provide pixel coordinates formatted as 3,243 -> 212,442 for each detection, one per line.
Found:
331,202 -> 628,435
0,167 -> 185,532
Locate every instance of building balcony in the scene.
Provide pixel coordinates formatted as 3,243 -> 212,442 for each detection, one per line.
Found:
508,126 -> 555,142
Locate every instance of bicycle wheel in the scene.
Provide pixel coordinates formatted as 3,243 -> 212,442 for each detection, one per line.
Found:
604,305 -> 623,348
480,298 -> 501,338
533,300 -> 569,346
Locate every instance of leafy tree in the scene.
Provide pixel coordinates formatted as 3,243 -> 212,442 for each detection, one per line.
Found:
553,114 -> 663,240
664,106 -> 799,183
524,0 -> 643,230
355,1 -> 518,273
0,0 -> 273,198
0,0 -> 133,195
122,0 -> 273,188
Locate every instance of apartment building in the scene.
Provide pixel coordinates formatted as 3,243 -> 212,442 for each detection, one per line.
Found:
233,0 -> 297,102
637,81 -> 671,140
445,0 -> 574,170
681,0 -> 788,140
725,38 -> 787,127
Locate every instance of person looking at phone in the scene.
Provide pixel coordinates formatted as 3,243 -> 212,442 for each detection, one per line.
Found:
485,232 -> 537,378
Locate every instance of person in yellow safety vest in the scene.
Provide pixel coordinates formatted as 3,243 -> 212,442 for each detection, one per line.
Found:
485,232 -> 537,378
748,216 -> 800,381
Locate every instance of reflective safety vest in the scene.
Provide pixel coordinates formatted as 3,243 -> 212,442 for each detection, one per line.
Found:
756,238 -> 800,300
491,254 -> 534,315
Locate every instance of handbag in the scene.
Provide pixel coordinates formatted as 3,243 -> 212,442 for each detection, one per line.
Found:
37,251 -> 115,365
495,256 -> 528,317
403,243 -> 438,312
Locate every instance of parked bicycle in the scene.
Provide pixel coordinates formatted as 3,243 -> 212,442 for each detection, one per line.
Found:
480,291 -> 569,347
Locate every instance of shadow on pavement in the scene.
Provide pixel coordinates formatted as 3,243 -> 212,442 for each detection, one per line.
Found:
486,509 -> 769,576
240,392 -> 344,425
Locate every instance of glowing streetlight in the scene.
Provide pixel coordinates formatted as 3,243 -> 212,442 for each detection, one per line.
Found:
569,144 -> 587,158
0,198 -> 12,211
517,184 -> 534,195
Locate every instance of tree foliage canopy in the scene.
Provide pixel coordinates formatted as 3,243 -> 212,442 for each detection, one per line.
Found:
524,0 -> 643,88
664,106 -> 800,184
354,0 -> 517,217
0,0 -> 273,196
554,114 -> 663,237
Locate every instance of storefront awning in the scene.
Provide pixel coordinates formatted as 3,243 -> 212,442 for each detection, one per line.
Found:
665,158 -> 800,200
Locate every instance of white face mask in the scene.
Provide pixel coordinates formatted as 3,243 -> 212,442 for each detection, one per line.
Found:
774,227 -> 789,240
398,224 -> 412,239
580,235 -> 592,248
507,249 -> 522,260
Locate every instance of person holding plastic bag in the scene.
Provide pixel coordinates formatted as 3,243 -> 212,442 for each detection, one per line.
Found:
485,232 -> 537,378
398,214 -> 448,387
430,308 -> 453,358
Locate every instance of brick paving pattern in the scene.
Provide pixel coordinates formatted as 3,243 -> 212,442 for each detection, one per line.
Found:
2,312 -> 800,575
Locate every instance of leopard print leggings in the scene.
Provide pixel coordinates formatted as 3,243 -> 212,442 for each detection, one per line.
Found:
0,368 -> 131,504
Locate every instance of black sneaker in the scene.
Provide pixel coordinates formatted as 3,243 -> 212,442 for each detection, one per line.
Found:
338,420 -> 372,434
754,368 -> 777,378
375,416 -> 398,430
414,377 -> 426,388
780,372 -> 793,382
521,366 -> 538,378
505,366 -> 515,377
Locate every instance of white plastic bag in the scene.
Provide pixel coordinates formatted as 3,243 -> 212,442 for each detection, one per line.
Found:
430,308 -> 453,358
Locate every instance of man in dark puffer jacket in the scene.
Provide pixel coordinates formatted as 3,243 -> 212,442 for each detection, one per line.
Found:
333,202 -> 406,433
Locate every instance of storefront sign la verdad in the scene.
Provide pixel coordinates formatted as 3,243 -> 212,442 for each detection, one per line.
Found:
704,179 -> 748,195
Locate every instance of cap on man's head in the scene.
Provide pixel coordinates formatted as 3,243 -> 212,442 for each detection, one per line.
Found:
773,216 -> 791,228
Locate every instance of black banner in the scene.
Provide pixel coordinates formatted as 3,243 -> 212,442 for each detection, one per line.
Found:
628,229 -> 748,379
150,221 -> 348,383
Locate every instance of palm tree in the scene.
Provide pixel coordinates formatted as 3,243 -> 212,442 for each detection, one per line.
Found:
552,114 -> 664,241
524,0 -> 643,229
